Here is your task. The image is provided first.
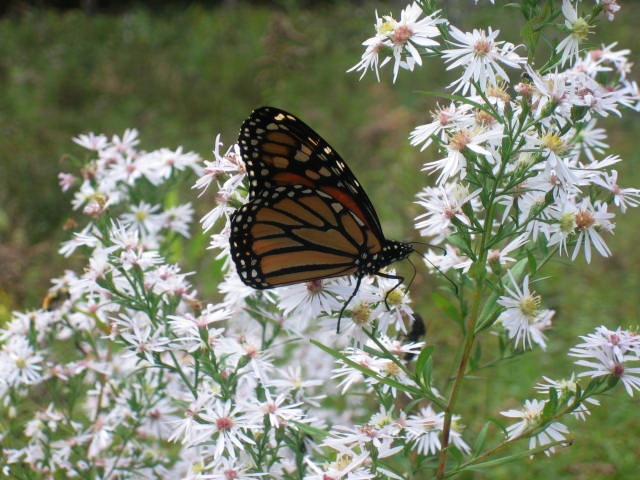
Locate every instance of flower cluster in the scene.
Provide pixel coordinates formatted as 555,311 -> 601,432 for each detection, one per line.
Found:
346,0 -> 639,469
498,325 -> 640,456
0,129 -> 458,477
1,132 -> 205,477
570,325 -> 640,396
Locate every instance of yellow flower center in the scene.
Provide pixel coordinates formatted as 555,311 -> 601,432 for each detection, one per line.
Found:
519,292 -> 541,318
541,133 -> 566,154
572,18 -> 591,40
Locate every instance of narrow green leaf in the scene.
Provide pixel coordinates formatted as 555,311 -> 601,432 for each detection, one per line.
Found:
472,422 -> 491,455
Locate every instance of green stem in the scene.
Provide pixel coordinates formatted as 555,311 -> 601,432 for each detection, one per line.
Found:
436,281 -> 484,479
437,112 -> 516,477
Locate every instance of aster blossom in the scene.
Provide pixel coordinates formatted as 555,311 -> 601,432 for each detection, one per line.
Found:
555,1 -> 591,66
497,273 -> 554,350
501,399 -> 570,455
348,2 -> 444,82
442,25 -> 525,95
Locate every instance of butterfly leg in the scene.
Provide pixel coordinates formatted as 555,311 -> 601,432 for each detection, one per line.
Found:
376,271 -> 405,310
336,275 -> 364,333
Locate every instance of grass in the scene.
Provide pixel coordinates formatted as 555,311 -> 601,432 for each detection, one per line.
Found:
1,2 -> 640,478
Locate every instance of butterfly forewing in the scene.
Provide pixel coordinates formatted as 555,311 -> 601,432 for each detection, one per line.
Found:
238,106 -> 384,239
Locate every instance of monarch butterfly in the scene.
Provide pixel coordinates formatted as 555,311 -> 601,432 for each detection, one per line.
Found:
229,106 -> 413,318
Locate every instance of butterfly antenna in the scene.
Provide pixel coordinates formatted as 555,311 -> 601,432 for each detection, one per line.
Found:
336,275 -> 363,333
410,242 -> 459,296
405,256 -> 418,292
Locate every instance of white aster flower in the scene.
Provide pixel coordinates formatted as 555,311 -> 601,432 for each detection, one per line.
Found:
304,451 -> 373,480
194,134 -> 244,195
422,126 -> 499,184
73,131 -> 109,151
556,1 -> 591,66
409,102 -> 475,151
497,273 -> 554,350
197,400 -> 259,459
201,457 -> 266,479
0,335 -> 45,386
348,3 -> 443,83
501,399 -> 570,456
574,119 -> 608,163
487,233 -> 530,271
442,25 -> 524,95
534,374 -> 600,420
275,279 -> 343,330
384,3 -> 443,82
160,202 -> 194,237
405,405 -> 444,455
570,325 -> 640,360
247,391 -> 306,429
415,183 -> 481,242
570,327 -> 640,397
592,169 -> 640,213
120,201 -> 164,237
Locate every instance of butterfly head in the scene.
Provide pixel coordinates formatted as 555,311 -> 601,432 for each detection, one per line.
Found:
382,240 -> 414,265
359,240 -> 413,276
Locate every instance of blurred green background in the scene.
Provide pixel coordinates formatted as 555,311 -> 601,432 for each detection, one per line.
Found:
1,1 -> 639,478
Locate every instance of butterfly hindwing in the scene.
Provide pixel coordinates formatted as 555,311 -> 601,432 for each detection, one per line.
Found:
230,184 -> 383,288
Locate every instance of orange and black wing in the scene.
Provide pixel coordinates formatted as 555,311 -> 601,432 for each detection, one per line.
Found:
229,184 -> 383,289
230,106 -> 413,291
238,106 -> 385,240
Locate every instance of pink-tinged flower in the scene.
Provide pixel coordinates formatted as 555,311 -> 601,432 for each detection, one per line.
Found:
442,25 -> 524,95
200,457 -> 266,479
598,0 -> 621,21
143,146 -> 202,184
275,278 -> 343,329
570,325 -> 640,360
348,3 -> 444,82
194,134 -> 245,195
574,348 -> 640,397
547,198 -> 615,263
72,132 -> 109,151
570,326 -> 640,396
593,169 -> 640,213
487,233 -> 529,271
422,126 -> 501,184
197,400 -> 259,459
409,102 -> 475,152
415,183 -> 481,242
524,65 -> 572,118
117,311 -> 172,362
383,3 -> 444,82
58,172 -> 78,192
